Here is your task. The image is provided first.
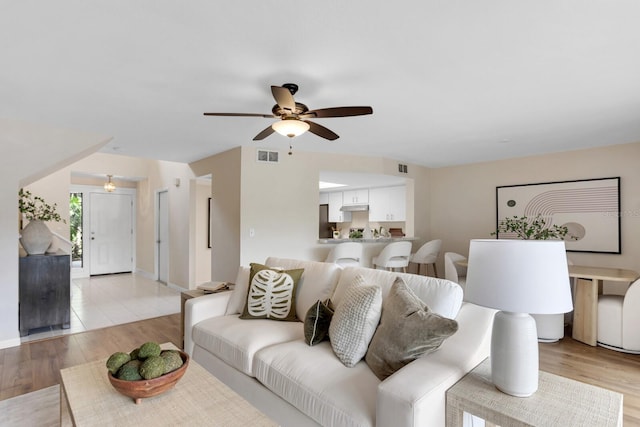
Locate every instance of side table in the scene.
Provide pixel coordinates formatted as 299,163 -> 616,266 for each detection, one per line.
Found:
446,359 -> 623,427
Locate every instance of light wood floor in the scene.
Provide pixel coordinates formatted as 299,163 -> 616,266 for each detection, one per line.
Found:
538,333 -> 640,426
1,315 -> 639,425
0,313 -> 181,401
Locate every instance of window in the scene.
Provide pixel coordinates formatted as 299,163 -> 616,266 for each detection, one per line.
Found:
69,192 -> 83,267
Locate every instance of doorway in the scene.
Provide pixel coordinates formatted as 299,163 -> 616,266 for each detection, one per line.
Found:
157,190 -> 169,284
89,192 -> 134,275
69,185 -> 136,278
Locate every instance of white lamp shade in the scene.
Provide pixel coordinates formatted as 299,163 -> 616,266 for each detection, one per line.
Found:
272,119 -> 310,137
465,239 -> 573,314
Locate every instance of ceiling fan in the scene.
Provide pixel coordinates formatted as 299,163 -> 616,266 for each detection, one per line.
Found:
203,83 -> 373,142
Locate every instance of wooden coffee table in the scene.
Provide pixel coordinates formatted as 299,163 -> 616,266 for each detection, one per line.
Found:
60,343 -> 276,426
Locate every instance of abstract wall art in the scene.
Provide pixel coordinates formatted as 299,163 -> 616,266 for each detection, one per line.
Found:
496,177 -> 621,253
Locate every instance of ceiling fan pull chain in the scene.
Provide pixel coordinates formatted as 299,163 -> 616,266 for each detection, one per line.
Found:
288,143 -> 293,155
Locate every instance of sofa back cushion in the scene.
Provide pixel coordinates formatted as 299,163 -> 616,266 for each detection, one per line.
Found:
225,266 -> 251,315
265,257 -> 343,321
333,267 -> 463,319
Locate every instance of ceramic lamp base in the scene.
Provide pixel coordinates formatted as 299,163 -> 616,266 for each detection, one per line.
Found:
491,311 -> 539,397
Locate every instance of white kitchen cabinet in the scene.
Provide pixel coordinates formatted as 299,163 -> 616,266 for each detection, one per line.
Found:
342,189 -> 369,205
328,192 -> 351,223
369,186 -> 406,222
319,192 -> 329,205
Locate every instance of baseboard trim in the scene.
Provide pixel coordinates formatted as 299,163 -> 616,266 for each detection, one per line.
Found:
0,336 -> 22,350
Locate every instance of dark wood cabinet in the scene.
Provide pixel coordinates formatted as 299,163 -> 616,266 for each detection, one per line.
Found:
19,253 -> 71,336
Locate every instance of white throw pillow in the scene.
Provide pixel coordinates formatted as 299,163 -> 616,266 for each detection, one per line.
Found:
329,275 -> 382,367
225,266 -> 251,315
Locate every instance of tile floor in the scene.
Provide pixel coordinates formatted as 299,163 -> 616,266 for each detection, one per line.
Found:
21,273 -> 181,343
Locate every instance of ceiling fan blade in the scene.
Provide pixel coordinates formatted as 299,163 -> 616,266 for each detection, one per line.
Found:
305,121 -> 339,141
300,106 -> 373,119
253,125 -> 276,141
204,112 -> 275,118
271,86 -> 296,112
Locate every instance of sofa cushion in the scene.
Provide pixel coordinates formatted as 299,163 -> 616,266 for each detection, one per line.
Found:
333,266 -> 463,319
265,257 -> 342,321
365,277 -> 459,380
304,299 -> 334,346
225,266 -> 251,315
192,315 -> 303,376
329,275 -> 382,367
240,263 -> 304,321
254,340 -> 378,427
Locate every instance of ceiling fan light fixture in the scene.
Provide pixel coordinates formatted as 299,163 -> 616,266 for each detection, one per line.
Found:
104,175 -> 116,192
272,118 -> 310,138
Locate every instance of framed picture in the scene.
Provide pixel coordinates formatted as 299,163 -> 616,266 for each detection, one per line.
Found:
496,177 -> 621,253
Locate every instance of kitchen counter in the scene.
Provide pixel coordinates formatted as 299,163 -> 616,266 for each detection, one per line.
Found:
317,237 -> 418,244
318,237 -> 420,269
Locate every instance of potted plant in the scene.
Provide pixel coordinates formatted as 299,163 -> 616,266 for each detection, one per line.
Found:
492,214 -> 568,240
19,189 -> 66,255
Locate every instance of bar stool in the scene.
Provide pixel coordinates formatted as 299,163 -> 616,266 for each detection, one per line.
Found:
325,242 -> 363,268
409,239 -> 442,277
372,241 -> 412,272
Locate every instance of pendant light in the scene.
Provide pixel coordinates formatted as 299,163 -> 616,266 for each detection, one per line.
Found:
104,175 -> 116,192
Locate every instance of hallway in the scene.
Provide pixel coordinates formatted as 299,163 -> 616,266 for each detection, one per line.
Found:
20,273 -> 181,343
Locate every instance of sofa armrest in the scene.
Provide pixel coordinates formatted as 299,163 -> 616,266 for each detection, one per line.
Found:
376,303 -> 495,427
184,292 -> 232,356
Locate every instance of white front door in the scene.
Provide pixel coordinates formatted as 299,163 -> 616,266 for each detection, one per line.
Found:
90,193 -> 133,275
157,190 -> 169,284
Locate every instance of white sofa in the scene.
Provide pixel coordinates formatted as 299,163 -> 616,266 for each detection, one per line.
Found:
184,257 -> 495,427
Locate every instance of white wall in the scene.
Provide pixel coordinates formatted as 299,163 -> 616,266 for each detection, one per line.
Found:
430,141 -> 640,274
192,179 -> 212,285
0,119 -> 110,349
239,147 -> 430,266
190,148 -> 242,283
24,153 -> 198,288
191,146 -> 432,282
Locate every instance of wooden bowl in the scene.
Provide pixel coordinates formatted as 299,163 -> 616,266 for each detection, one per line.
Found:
108,350 -> 189,404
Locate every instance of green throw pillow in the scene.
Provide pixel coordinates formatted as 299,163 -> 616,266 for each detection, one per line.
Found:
365,277 -> 458,380
304,299 -> 334,346
239,263 -> 304,322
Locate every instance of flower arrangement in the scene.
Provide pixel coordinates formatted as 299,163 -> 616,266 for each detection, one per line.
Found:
492,214 -> 568,240
18,189 -> 66,223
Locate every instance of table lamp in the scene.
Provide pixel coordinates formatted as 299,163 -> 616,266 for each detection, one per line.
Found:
464,239 -> 573,397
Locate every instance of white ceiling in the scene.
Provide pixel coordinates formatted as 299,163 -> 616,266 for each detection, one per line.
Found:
320,171 -> 407,191
3,1 -> 640,168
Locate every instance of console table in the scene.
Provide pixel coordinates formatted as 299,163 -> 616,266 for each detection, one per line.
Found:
446,359 -> 623,427
569,265 -> 640,346
19,252 -> 71,336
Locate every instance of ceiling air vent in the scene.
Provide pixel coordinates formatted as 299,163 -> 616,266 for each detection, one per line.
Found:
257,149 -> 279,163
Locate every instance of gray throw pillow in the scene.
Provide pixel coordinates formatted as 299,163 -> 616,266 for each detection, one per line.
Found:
329,275 -> 382,367
303,299 -> 334,346
365,277 -> 458,380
